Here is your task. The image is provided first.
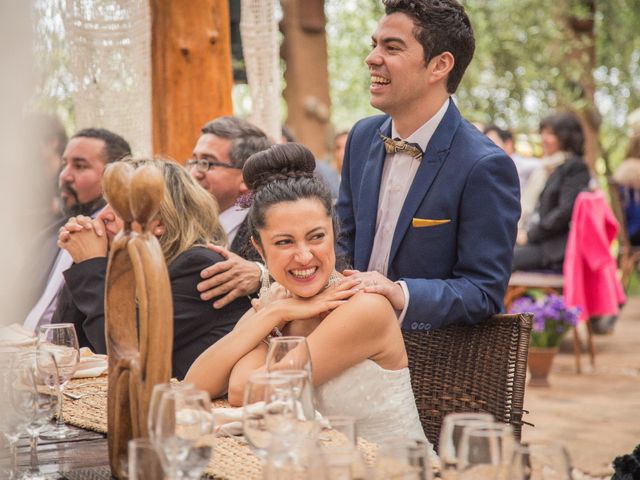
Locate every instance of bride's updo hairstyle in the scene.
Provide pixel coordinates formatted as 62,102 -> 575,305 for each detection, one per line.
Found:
243,143 -> 336,246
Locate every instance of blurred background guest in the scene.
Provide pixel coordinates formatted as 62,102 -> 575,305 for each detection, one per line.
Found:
613,113 -> 640,245
513,111 -> 591,271
483,124 -> 538,193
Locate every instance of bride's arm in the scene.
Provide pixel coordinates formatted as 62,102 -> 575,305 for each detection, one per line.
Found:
185,282 -> 356,398
184,304 -> 284,398
305,291 -> 406,386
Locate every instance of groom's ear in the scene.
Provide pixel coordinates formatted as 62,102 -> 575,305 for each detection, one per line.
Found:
427,51 -> 455,85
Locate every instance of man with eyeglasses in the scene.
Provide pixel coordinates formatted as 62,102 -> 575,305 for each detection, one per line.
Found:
187,116 -> 272,309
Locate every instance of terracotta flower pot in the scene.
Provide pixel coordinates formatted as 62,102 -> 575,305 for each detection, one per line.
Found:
527,347 -> 558,387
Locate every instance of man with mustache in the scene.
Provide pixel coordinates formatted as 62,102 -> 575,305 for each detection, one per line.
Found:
23,128 -> 131,331
336,0 -> 520,331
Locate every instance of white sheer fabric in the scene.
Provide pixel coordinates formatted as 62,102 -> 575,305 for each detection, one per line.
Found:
315,359 -> 430,446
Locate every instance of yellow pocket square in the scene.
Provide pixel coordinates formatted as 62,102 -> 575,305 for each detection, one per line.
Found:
412,218 -> 451,228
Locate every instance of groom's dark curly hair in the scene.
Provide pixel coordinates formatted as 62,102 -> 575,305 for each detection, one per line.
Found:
382,0 -> 475,93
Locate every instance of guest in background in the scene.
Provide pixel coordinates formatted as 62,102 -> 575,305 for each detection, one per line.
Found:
55,158 -> 251,379
333,129 -> 349,175
484,124 -> 538,192
513,112 -> 591,271
23,128 -> 131,332
613,127 -> 640,245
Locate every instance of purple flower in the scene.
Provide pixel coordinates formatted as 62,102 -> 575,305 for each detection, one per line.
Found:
509,292 -> 579,347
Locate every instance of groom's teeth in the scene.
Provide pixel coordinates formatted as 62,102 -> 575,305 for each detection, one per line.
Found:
291,268 -> 317,278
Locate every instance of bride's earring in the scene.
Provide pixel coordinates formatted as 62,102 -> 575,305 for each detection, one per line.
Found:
327,269 -> 340,287
257,262 -> 271,301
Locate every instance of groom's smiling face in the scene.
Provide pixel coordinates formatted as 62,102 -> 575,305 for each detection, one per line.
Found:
365,13 -> 430,117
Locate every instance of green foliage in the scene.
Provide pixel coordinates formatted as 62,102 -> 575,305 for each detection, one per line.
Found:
325,0 -> 640,169
326,0 -> 384,129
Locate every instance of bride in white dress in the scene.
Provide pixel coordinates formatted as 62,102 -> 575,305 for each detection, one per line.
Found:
186,143 -> 428,447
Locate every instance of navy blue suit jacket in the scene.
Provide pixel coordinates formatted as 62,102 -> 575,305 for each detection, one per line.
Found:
336,100 -> 520,330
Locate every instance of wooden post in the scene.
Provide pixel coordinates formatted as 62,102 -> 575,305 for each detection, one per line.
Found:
150,0 -> 233,163
281,0 -> 331,159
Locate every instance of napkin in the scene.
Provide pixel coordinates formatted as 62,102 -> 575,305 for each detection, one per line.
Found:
73,347 -> 108,378
0,323 -> 37,350
211,403 -> 329,438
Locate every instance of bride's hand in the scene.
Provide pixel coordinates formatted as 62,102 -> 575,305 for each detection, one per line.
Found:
273,278 -> 360,322
252,282 -> 290,311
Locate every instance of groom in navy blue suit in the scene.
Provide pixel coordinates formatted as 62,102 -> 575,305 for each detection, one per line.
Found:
337,0 -> 520,331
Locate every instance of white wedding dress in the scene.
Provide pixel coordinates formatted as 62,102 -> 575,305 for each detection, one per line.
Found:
315,359 -> 431,447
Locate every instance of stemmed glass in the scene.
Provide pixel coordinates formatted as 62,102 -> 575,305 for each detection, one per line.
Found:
439,412 -> 494,477
147,381 -> 194,442
507,442 -> 572,480
243,372 -> 296,460
0,352 -> 31,479
37,323 -> 80,439
266,336 -> 313,378
456,424 -> 515,480
20,349 -> 60,480
154,388 -> 213,480
266,337 -> 315,416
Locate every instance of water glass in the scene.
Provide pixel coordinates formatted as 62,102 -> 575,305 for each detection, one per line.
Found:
266,336 -> 313,378
457,424 -> 515,480
272,369 -> 316,424
37,323 -> 80,440
508,442 -> 571,480
439,412 -> 495,475
148,381 -> 195,442
324,415 -> 356,447
373,438 -> 428,480
154,388 -> 213,479
21,350 -> 60,480
128,438 -> 165,480
243,372 -> 296,459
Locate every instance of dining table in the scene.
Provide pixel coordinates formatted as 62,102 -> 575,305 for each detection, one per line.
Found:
12,375 -> 388,480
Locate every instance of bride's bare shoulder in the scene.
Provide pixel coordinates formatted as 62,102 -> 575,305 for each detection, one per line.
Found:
338,291 -> 396,323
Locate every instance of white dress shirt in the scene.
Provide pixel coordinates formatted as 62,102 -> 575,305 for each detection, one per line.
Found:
219,206 -> 249,245
367,99 -> 449,324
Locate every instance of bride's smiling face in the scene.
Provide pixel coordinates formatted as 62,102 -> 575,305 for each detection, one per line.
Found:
254,198 -> 335,298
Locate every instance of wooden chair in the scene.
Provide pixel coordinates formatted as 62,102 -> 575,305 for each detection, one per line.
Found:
607,177 -> 640,290
403,313 -> 532,451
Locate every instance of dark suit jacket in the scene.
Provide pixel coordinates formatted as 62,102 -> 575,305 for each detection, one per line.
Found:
336,100 -> 521,331
527,155 -> 590,266
230,217 -> 262,262
52,246 -> 251,379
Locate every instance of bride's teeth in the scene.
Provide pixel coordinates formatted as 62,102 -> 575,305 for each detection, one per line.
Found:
291,267 -> 317,278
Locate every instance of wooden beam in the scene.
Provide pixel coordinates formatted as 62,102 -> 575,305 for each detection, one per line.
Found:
150,0 -> 233,163
281,0 -> 331,159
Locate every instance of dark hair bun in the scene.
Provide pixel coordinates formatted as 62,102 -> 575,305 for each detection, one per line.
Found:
243,143 -> 316,192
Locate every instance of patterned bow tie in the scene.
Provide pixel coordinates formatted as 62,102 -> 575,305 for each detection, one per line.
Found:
378,133 -> 423,160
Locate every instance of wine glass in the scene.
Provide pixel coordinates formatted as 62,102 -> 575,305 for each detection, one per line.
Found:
508,442 -> 571,480
439,412 -> 494,477
266,336 -> 313,379
243,372 -> 296,460
19,349 -> 60,480
154,388 -> 213,480
37,323 -> 80,439
373,437 -> 432,480
0,352 -> 31,479
147,381 -> 195,443
457,424 -> 515,480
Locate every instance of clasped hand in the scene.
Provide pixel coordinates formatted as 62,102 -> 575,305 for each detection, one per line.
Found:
57,215 -> 108,263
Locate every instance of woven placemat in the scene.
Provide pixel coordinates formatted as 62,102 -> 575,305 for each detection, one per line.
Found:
61,378 -> 382,479
63,376 -> 109,433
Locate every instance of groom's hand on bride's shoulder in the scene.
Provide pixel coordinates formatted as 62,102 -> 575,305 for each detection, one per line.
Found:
342,269 -> 405,312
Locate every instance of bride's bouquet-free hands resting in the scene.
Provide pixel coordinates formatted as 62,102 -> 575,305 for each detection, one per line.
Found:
262,277 -> 361,324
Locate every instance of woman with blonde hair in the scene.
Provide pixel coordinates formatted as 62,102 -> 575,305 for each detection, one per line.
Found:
54,158 -> 251,379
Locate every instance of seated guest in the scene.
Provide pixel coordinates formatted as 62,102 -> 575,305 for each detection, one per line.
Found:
613,133 -> 640,245
54,158 -> 251,379
186,144 -> 429,448
513,112 -> 591,271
